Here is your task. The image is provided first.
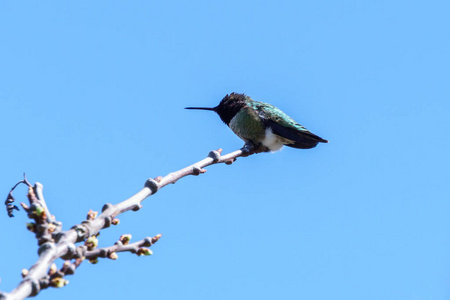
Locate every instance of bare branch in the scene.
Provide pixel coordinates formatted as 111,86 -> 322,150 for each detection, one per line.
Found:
0,147 -> 256,300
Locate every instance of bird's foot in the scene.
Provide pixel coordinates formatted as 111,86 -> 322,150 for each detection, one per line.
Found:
241,142 -> 269,156
241,142 -> 256,156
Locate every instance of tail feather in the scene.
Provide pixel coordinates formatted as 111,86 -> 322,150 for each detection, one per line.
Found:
285,140 -> 320,149
267,120 -> 328,149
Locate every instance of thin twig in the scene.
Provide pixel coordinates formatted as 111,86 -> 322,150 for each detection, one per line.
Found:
84,234 -> 162,261
4,174 -> 31,217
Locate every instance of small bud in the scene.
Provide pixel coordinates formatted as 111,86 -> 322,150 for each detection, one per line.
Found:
225,159 -> 234,165
75,257 -> 85,267
119,234 -> 132,245
51,277 -> 69,288
131,204 -> 142,211
47,223 -> 57,233
154,176 -> 163,182
88,257 -> 99,264
26,222 -> 36,232
109,252 -> 118,260
27,187 -> 40,204
112,218 -> 120,225
85,236 -> 98,251
27,187 -> 34,199
20,202 -> 29,211
48,263 -> 57,276
192,167 -> 206,175
153,233 -> 162,242
34,205 -> 45,217
137,247 -> 153,256
86,209 -> 98,220
62,261 -> 75,275
21,269 -> 29,278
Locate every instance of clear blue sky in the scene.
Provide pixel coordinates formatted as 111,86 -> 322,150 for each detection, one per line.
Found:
1,1 -> 449,299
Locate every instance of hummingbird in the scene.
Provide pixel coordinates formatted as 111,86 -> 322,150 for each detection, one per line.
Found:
185,93 -> 328,153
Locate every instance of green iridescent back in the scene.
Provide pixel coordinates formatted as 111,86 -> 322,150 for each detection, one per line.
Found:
246,100 -> 310,132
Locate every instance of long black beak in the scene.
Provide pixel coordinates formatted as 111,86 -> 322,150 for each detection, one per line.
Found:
185,107 -> 216,111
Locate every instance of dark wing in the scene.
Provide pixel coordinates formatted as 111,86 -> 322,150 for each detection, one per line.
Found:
266,119 -> 328,149
250,101 -> 328,149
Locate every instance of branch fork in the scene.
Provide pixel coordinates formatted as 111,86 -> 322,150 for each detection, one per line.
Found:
1,146 -> 256,299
